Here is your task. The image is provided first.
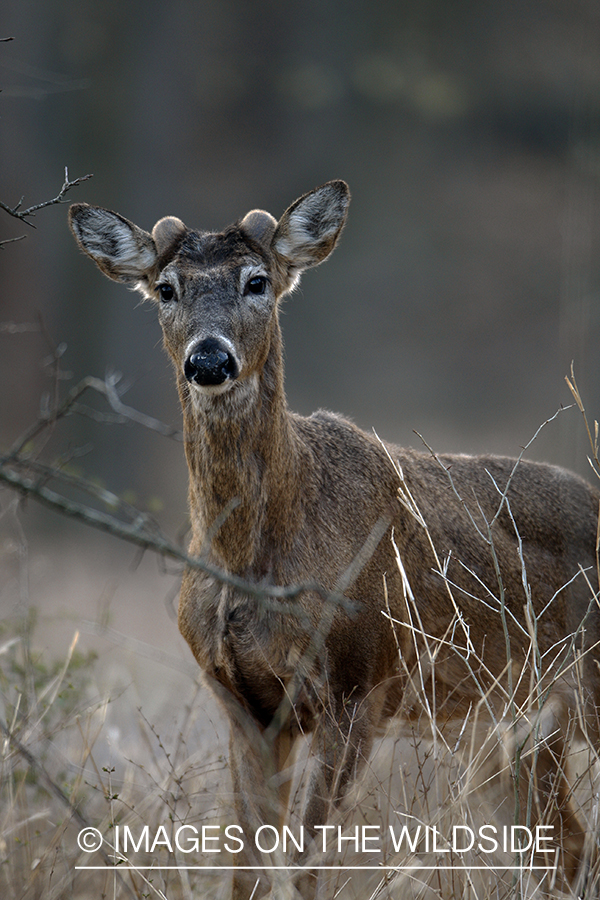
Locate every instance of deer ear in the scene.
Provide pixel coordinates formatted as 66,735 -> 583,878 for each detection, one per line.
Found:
240,210 -> 278,250
152,216 -> 187,263
272,180 -> 350,288
69,203 -> 157,285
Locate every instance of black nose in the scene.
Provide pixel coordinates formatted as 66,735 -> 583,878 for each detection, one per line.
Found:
184,338 -> 239,386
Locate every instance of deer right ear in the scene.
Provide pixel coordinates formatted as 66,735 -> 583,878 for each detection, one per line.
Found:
69,203 -> 158,286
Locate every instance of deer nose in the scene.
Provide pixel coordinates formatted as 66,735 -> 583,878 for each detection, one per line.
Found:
184,338 -> 239,386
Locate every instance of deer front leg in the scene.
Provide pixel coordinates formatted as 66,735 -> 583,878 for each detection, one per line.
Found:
306,691 -> 376,824
228,714 -> 300,900
298,695 -> 376,900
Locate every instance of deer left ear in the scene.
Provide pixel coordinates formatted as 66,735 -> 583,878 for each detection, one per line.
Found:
69,203 -> 158,285
271,180 -> 350,288
240,210 -> 278,250
152,216 -> 187,264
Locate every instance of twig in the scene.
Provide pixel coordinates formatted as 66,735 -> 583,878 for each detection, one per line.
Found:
103,372 -> 183,439
1,364 -> 357,638
6,374 -> 181,461
0,167 -> 92,229
0,234 -> 26,248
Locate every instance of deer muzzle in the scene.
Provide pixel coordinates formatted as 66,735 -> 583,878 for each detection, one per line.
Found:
184,337 -> 239,387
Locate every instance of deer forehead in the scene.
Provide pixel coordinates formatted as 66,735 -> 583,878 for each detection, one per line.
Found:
163,229 -> 269,285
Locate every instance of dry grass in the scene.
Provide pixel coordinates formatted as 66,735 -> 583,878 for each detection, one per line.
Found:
0,607 -> 232,900
1,381 -> 600,898
1,514 -> 599,900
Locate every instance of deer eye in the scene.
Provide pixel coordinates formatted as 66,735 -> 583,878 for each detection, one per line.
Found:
158,283 -> 175,303
245,276 -> 267,296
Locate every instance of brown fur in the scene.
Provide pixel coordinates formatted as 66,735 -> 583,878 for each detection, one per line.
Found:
69,182 -> 600,898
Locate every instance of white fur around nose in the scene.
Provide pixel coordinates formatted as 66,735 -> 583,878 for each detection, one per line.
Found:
183,334 -> 242,399
184,334 -> 240,369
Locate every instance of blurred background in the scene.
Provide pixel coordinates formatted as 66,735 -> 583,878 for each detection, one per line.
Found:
1,0 -> 600,621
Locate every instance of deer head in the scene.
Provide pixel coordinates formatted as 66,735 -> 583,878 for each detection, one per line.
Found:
69,181 -> 350,405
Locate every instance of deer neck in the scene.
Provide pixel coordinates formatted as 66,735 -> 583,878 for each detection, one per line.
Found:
179,333 -> 304,575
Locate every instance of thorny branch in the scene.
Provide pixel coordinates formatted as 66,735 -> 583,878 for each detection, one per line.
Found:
0,167 -> 92,241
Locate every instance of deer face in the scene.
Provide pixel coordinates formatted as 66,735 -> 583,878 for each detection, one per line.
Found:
153,226 -> 279,399
69,181 -> 350,402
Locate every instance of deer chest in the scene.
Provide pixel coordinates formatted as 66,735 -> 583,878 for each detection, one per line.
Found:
178,571 -> 309,728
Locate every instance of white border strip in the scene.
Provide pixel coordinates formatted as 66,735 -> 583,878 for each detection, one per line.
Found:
76,864 -> 557,871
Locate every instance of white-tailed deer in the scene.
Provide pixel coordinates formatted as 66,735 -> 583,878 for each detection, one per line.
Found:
70,182 -> 600,898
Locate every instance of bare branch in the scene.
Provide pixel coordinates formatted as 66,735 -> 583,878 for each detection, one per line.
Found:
6,375 -> 102,460
0,459 -> 355,615
103,372 -> 183,439
0,167 -> 92,229
0,234 -> 26,248
6,374 -> 181,463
